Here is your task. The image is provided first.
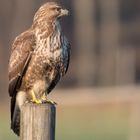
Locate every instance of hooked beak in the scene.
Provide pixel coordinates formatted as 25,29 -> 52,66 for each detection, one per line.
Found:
60,9 -> 69,16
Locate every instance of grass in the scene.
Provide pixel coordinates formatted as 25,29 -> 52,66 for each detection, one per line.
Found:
0,104 -> 130,140
56,105 -> 130,140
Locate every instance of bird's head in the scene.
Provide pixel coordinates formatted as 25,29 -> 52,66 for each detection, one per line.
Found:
33,2 -> 69,23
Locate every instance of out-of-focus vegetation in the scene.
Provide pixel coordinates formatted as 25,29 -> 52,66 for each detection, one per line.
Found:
1,87 -> 140,140
0,0 -> 140,95
0,103 -> 130,140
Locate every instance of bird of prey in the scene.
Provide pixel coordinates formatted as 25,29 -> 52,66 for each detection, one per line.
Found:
8,2 -> 70,136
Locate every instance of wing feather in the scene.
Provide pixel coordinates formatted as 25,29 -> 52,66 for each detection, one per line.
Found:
62,35 -> 71,74
8,30 -> 35,97
65,41 -> 70,74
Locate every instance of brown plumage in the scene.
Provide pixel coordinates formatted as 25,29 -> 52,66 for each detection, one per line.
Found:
8,2 -> 70,136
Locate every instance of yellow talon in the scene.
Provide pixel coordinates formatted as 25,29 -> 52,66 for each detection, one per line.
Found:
47,99 -> 57,105
30,90 -> 56,104
41,93 -> 57,105
30,90 -> 42,104
41,93 -> 47,101
31,90 -> 36,101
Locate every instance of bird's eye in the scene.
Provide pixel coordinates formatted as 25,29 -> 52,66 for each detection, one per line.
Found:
56,7 -> 61,12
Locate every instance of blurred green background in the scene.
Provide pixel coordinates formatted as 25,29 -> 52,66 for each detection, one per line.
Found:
1,88 -> 140,140
0,98 -> 130,140
0,0 -> 140,140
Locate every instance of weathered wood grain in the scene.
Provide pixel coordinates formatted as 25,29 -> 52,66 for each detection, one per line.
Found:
20,103 -> 56,140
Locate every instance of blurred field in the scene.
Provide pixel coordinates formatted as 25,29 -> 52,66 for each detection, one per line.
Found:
1,87 -> 140,140
56,105 -> 129,140
0,104 -> 129,140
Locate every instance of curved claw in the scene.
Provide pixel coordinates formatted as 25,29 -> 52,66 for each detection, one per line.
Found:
30,90 -> 42,104
41,94 -> 57,105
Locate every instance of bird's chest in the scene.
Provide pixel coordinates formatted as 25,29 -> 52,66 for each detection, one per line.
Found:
24,38 -> 62,87
34,35 -> 63,68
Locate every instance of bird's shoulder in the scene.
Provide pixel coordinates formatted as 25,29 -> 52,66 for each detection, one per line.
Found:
9,29 -> 36,81
11,29 -> 36,53
8,29 -> 36,96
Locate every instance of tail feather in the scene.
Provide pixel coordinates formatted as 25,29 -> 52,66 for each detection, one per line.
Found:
11,97 -> 20,136
10,91 -> 27,136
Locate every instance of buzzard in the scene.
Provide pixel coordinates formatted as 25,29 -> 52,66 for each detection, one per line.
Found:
8,2 -> 70,136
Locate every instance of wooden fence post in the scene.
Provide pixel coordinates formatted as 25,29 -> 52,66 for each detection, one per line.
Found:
20,103 -> 56,140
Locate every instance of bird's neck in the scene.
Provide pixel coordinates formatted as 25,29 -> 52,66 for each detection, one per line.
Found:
32,19 -> 61,37
33,20 -> 61,49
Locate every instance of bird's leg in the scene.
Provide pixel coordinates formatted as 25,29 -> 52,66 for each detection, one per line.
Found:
41,93 -> 57,105
30,90 -> 42,104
